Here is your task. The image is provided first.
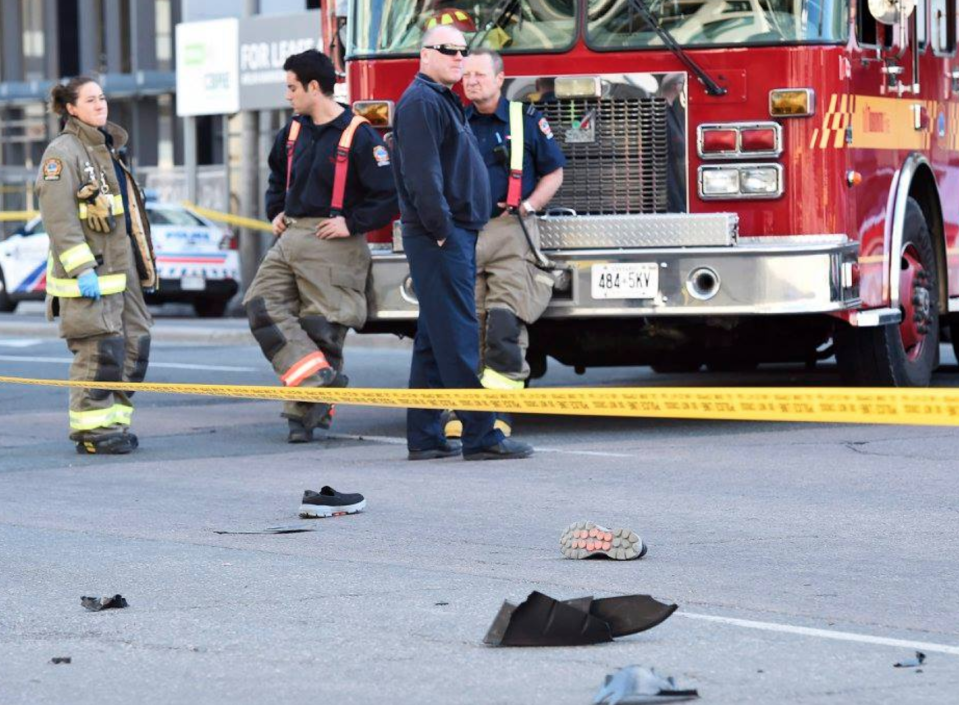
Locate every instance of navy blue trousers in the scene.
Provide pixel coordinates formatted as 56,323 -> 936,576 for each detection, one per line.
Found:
403,224 -> 503,454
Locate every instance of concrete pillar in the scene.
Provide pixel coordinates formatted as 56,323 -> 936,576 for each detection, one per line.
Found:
77,0 -> 100,74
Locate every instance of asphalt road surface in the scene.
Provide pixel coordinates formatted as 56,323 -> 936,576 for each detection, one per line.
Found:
1,315 -> 958,704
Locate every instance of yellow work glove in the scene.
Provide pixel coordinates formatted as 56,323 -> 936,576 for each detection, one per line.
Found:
76,183 -> 116,234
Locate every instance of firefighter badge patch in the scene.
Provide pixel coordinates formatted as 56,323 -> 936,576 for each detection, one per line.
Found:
372,145 -> 391,167
538,118 -> 554,140
43,158 -> 63,181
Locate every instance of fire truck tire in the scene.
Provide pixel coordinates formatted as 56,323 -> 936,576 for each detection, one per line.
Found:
835,198 -> 939,387
651,359 -> 702,373
0,267 -> 19,313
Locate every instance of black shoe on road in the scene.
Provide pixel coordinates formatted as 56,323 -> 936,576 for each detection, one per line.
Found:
408,439 -> 463,461
75,432 -> 137,455
299,486 -> 366,518
463,438 -> 534,461
287,418 -> 313,443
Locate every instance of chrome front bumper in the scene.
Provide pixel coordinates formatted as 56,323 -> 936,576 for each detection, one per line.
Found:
367,234 -> 860,321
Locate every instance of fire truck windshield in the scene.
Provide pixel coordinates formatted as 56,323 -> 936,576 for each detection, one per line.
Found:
349,0 -> 577,57
588,0 -> 848,48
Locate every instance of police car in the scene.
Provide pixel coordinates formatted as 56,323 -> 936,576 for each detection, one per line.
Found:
0,200 -> 240,317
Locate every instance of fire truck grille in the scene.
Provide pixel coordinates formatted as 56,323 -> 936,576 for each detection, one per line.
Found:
532,98 -> 670,215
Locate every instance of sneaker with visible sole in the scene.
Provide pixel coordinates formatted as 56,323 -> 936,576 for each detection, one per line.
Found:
560,521 -> 647,560
408,439 -> 462,461
463,437 -> 533,461
298,486 -> 366,518
75,432 -> 137,455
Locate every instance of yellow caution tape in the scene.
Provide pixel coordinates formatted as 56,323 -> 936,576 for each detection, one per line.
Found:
0,210 -> 39,222
182,202 -> 273,232
2,375 -> 959,426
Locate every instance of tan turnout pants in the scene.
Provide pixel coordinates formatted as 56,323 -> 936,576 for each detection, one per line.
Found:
61,241 -> 153,440
243,218 -> 371,422
475,213 -> 554,383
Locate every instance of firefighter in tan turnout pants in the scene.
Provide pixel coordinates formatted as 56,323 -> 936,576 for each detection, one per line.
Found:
37,77 -> 156,454
444,49 -> 565,437
245,50 -> 397,443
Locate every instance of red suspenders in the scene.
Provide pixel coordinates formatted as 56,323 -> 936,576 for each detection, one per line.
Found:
330,115 -> 369,216
283,114 -> 370,217
285,120 -> 301,192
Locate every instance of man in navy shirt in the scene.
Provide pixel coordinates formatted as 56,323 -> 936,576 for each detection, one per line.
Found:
244,50 -> 397,443
453,48 -> 564,437
392,25 -> 533,461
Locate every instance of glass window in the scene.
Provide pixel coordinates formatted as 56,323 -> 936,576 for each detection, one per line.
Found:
146,207 -> 206,226
587,0 -> 848,49
932,0 -> 956,53
350,0 -> 577,57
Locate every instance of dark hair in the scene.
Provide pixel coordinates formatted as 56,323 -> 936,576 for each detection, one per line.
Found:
50,76 -> 98,120
283,50 -> 336,96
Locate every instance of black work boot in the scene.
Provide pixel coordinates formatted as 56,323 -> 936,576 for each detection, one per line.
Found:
287,418 -> 313,444
75,432 -> 137,455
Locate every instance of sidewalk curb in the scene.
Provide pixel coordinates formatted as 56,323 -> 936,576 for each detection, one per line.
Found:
0,319 -> 413,350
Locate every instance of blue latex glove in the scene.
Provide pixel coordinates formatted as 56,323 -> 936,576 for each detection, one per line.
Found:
77,270 -> 101,301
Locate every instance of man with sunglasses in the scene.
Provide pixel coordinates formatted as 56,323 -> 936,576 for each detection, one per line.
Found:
392,25 -> 534,462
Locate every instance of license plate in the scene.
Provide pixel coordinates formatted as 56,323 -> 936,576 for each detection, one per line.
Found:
181,275 -> 205,291
591,263 -> 659,300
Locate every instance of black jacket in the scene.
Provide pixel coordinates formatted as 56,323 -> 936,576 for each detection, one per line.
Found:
265,108 -> 398,235
392,73 -> 490,240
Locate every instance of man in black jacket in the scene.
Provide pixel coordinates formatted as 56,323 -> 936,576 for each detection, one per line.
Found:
244,49 -> 397,443
392,25 -> 533,462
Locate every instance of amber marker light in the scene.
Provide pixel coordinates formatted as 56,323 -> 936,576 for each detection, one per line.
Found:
769,89 -> 815,117
846,170 -> 862,187
352,100 -> 394,127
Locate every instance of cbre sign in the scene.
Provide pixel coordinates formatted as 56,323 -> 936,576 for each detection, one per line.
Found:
176,11 -> 322,116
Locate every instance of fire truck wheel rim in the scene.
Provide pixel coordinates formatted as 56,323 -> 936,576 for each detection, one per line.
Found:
898,244 -> 930,363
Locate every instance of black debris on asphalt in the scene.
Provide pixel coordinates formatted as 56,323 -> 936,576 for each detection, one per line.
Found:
593,665 -> 699,704
80,594 -> 128,612
213,524 -> 317,535
894,651 -> 927,668
49,657 -> 71,665
483,592 -> 677,647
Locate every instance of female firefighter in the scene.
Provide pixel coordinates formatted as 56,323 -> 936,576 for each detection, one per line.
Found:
37,76 -> 156,455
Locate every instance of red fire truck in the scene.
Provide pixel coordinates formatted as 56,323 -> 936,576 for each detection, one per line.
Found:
341,0 -> 958,387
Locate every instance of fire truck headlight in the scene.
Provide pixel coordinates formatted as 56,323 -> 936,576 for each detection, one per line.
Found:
555,77 -> 602,99
699,167 -> 740,197
352,100 -> 394,127
740,166 -> 781,195
769,88 -> 815,117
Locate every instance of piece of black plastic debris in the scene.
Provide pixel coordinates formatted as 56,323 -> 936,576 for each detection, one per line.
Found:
894,651 -> 927,668
483,592 -> 676,647
213,524 -> 317,535
50,657 -> 71,665
563,595 -> 678,638
593,665 -> 699,704
80,594 -> 128,612
435,602 -> 449,606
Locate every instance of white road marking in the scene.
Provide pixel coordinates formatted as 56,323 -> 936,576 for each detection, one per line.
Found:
679,611 -> 959,656
0,355 -> 257,373
0,339 -> 43,348
329,434 -> 630,457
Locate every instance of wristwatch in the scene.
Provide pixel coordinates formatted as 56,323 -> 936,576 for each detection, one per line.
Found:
522,199 -> 536,215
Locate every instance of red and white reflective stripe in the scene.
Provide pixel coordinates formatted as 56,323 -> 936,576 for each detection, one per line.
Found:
280,351 -> 330,387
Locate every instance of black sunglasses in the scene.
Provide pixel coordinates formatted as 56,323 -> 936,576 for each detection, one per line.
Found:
425,44 -> 470,57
